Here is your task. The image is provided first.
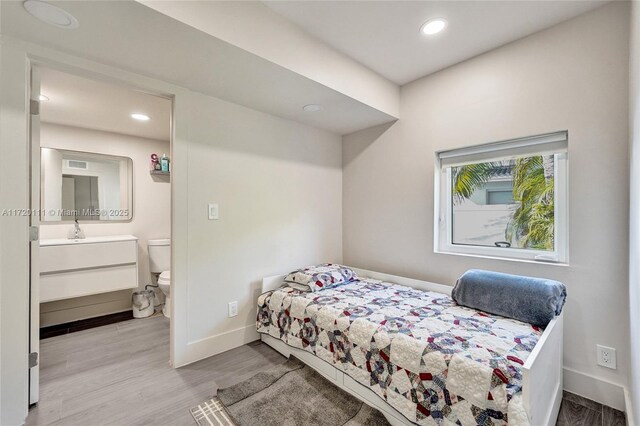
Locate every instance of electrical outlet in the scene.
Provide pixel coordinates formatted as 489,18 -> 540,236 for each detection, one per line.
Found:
597,345 -> 616,369
228,301 -> 238,318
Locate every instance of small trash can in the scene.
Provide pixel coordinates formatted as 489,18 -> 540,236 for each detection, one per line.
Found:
132,289 -> 155,318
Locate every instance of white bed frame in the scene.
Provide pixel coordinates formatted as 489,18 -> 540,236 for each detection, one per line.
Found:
261,267 -> 563,426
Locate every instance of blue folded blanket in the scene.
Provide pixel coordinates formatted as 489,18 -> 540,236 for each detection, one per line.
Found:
451,269 -> 566,327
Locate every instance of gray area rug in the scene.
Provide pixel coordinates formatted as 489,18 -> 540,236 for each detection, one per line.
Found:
213,356 -> 391,426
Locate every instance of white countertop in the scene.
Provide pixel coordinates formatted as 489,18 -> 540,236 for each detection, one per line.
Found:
40,235 -> 138,247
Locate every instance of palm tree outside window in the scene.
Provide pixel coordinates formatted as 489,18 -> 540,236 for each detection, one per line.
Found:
436,132 -> 568,263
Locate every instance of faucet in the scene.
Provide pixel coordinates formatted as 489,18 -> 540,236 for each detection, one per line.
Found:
68,219 -> 86,240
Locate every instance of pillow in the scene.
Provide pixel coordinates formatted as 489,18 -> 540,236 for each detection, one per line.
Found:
451,269 -> 566,327
284,263 -> 357,292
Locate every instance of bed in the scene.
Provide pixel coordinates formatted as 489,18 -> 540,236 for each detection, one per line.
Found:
257,267 -> 563,426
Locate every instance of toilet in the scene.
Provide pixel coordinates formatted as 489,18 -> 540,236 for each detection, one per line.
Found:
148,238 -> 171,318
157,271 -> 170,317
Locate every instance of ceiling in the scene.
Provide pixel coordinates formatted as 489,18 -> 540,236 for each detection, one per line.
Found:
3,0 -> 611,134
1,1 -> 395,135
40,67 -> 172,141
264,0 -> 611,85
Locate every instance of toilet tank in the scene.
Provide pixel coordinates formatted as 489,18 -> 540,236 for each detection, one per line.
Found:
148,238 -> 170,273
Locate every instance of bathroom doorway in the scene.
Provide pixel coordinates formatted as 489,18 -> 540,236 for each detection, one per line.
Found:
28,64 -> 173,406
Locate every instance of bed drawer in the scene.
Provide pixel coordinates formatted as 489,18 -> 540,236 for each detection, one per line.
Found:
295,350 -> 337,382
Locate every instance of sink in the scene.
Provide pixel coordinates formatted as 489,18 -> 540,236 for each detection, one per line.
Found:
40,235 -> 138,247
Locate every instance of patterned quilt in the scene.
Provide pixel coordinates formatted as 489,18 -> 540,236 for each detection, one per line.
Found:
256,278 -> 543,425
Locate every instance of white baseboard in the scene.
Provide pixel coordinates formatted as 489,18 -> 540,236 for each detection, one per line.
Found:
624,387 -> 635,426
177,324 -> 260,367
563,367 -> 625,411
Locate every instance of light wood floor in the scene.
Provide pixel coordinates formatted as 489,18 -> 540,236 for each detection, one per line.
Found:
27,315 -> 625,426
27,315 -> 286,426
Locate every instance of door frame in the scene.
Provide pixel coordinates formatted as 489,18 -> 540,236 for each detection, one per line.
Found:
0,37 -> 33,426
15,40 -> 192,418
28,65 -> 41,406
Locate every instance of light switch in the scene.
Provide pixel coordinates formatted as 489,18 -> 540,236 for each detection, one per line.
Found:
208,203 -> 219,220
228,301 -> 238,317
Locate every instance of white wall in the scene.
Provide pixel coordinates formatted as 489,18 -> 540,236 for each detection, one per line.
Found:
175,90 -> 343,363
344,2 -> 630,410
38,123 -> 170,326
629,0 -> 640,422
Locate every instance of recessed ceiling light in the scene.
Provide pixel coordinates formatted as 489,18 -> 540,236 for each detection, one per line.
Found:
421,18 -> 447,36
23,0 -> 79,29
131,113 -> 151,121
38,94 -> 49,101
303,104 -> 322,112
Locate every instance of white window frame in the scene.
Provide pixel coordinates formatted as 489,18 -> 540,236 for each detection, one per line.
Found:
434,131 -> 569,264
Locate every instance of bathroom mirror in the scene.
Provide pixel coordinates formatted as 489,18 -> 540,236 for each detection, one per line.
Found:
41,148 -> 133,222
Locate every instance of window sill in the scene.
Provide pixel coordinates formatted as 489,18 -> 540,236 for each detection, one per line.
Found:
434,249 -> 569,267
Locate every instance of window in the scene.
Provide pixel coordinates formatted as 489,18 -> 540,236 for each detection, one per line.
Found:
486,190 -> 514,205
435,131 -> 568,263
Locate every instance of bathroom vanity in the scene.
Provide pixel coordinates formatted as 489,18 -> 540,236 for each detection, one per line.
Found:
39,235 -> 138,302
